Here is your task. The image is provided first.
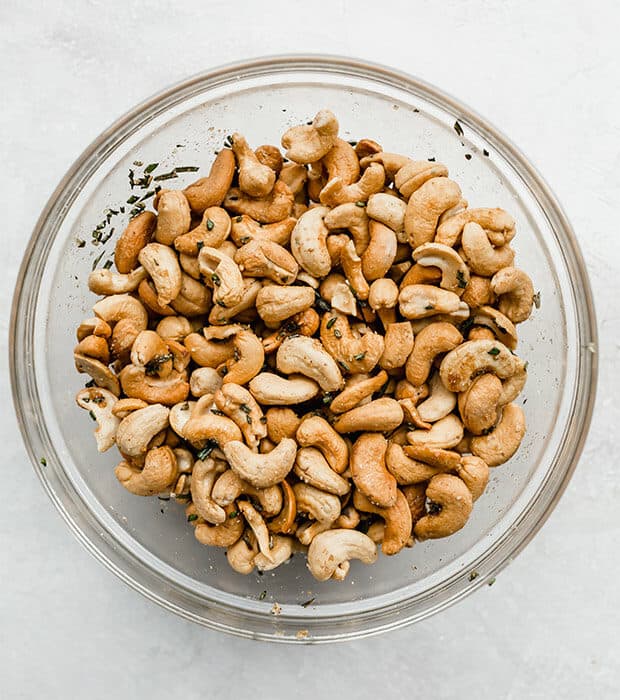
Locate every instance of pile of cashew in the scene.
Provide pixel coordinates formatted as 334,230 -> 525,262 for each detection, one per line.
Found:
74,110 -> 534,582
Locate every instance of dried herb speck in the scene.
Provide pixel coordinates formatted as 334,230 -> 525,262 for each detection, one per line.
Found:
206,218 -> 215,231
454,120 -> 464,137
488,347 -> 500,357
187,514 -> 198,522
326,316 -> 337,329
300,597 -> 315,608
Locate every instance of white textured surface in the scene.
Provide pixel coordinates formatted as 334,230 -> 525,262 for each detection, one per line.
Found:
1,1 -> 618,697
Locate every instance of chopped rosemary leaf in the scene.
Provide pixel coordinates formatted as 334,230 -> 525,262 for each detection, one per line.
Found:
88,410 -> 96,421
40,457 -> 47,467
355,201 -> 366,207
196,241 -> 204,252
424,304 -> 434,311
533,291 -> 541,309
300,597 -> 315,608
153,171 -> 178,182
211,273 -> 221,286
103,259 -> 113,270
91,251 -> 105,270
239,403 -> 251,414
187,514 -> 198,522
456,270 -> 468,288
259,590 -> 267,600
454,120 -> 464,137
144,162 -> 159,174
76,238 -> 86,248
488,347 -> 501,356
326,316 -> 337,329
338,360 -> 350,372
206,218 -> 215,231
175,165 -> 199,172
353,352 -> 366,361
229,511 -> 239,519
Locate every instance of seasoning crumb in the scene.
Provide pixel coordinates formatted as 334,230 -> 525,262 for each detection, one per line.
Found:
483,148 -> 490,157
533,291 -> 541,309
465,153 -> 472,160
487,577 -> 496,586
468,571 -> 478,581
259,590 -> 267,600
271,602 -> 282,615
296,630 -> 309,639
300,597 -> 315,608
40,457 -> 47,467
454,120 -> 464,137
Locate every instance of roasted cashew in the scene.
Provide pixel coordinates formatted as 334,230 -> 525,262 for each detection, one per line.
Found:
412,242 -> 470,296
214,383 -> 267,449
461,275 -> 495,309
190,367 -> 222,398
211,469 -> 282,517
404,177 -> 462,248
350,433 -> 397,508
154,190 -> 191,245
208,278 -> 261,325
353,489 -> 412,555
417,372 -> 457,423
137,243 -> 182,307
341,238 -> 370,300
254,535 -> 294,571
223,437 -> 297,489
224,180 -> 294,224
470,403 -> 526,466
174,206 -> 231,256
333,397 -> 403,434
76,317 -> 111,342
414,474 -> 473,540
265,408 -> 302,443
405,322 -> 463,386
230,214 -> 296,247
76,387 -> 119,452
436,207 -> 515,248
255,285 -> 315,328
183,394 -> 243,448
234,239 -> 298,285
249,372 -> 320,405
237,500 -> 274,563
223,329 -> 264,385
93,293 -> 148,332
290,206 -> 331,278
307,529 -> 377,582
192,503 -> 244,547
323,138 -> 360,184
293,483 -> 342,524
184,324 -> 238,368
319,312 -> 384,375
395,160 -> 449,199
114,211 -> 156,273
385,442 -> 450,485
198,246 -> 244,308
277,335 -> 344,392
368,278 -> 399,327
278,162 -> 307,195
183,149 -> 236,214
74,353 -> 120,395
366,193 -> 407,241
399,284 -> 463,320
361,221 -> 398,281
491,267 -> 535,323
470,306 -> 518,350
168,400 -> 195,437
268,479 -> 297,535
119,365 -> 189,406
319,163 -> 386,207
281,109 -> 339,163
111,397 -> 149,419
191,458 -> 226,524
456,455 -> 490,501
407,413 -> 464,449
296,415 -> 349,474
255,144 -> 284,175
231,132 -> 276,198
324,202 -> 370,254
227,532 -> 258,575
130,330 -> 172,378
156,315 -> 192,342
379,322 -> 414,371
461,222 -> 515,276
329,370 -> 388,414
115,446 -> 178,496
295,447 -> 350,496
457,373 -> 503,435
88,266 -> 147,296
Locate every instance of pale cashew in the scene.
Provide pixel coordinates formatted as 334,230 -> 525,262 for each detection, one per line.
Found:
319,163 -> 386,207
255,285 -> 315,328
115,446 -> 178,497
231,132 -> 276,198
379,322 -> 414,370
234,239 -> 298,285
198,246 -> 244,308
341,238 -> 370,300
368,278 -> 399,327
461,275 -> 495,309
156,315 -> 192,341
406,322 -> 463,385
114,211 -> 156,273
76,387 -> 119,452
254,535 -> 294,571
237,500 -> 274,563
320,312 -> 384,374
399,284 -> 463,320
366,193 -> 407,241
414,474 -> 473,540
223,437 -> 297,488
230,214 -> 296,247
169,400 -> 195,437
412,242 -> 469,296
353,489 -> 412,555
115,404 -> 169,457
329,370 -> 388,414
395,160 -> 449,199
324,203 -> 370,253
439,339 -> 524,392
281,109 -> 339,163
262,307 -> 320,354
183,394 -> 243,448
227,533 -> 258,575
350,433 -> 397,508
119,365 -> 189,405
385,442 -> 450,485
499,366 -> 527,405
169,273 -> 211,317
407,414 -> 464,449
223,329 -> 264,385
470,403 -> 526,466
456,455 -> 489,501
76,317 -> 111,342
93,293 -> 148,332
183,149 -> 236,214
436,207 -> 516,248
293,483 -> 341,524
154,190 -> 191,245
138,243 -> 182,307
359,151 -> 409,177
191,459 -> 227,524
276,335 -> 344,392
211,470 -> 282,517
417,372 -> 457,423
74,353 -> 120,395
190,367 -> 223,398
290,206 -> 331,278
322,138 -> 359,184
490,267 -> 535,323
307,529 -> 377,582
175,206 -> 231,256
325,280 -> 358,316
278,162 -> 307,195
360,221 -> 398,282
461,222 -> 515,276
404,177 -> 462,248
111,397 -> 149,419
249,372 -> 320,405
208,279 -> 261,325
333,397 -> 403,434
192,503 -> 245,547
88,266 -> 147,295
296,416 -> 349,476
470,306 -> 518,350
214,383 -> 267,449
224,180 -> 294,224
295,447 -> 350,496
458,373 -> 503,435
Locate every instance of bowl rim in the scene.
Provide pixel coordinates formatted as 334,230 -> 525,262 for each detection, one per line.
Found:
10,54 -> 598,643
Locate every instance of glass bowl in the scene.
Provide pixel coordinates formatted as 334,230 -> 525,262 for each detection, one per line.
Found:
10,55 -> 597,643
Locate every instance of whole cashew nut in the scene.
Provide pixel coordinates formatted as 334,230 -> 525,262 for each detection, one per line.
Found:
231,214 -> 296,247
458,373 -> 503,435
353,489 -> 412,555
183,394 -> 243,448
329,370 -> 388,414
319,312 -> 384,375
490,267 -> 535,323
255,285 -> 315,328
295,447 -> 351,496
412,242 -> 470,296
138,243 -> 183,307
307,529 -> 377,581
399,284 -> 463,320
324,202 -> 370,254
461,222 -> 515,276
198,246 -> 244,309
231,132 -> 276,198
407,413 -> 464,449
290,206 -> 332,278
223,437 -> 297,489
115,404 -> 170,457
183,149 -> 236,214
191,458 -> 227,524
470,403 -> 526,466
350,433 -> 397,508
366,193 -> 407,241
417,372 -> 457,423
234,239 -> 298,285
224,180 -> 294,224
333,397 -> 404,434
114,211 -> 156,273
456,455 -> 490,501
214,382 -> 267,449
436,207 -> 516,248
319,163 -> 386,207
115,446 -> 178,497
404,177 -> 462,249
281,109 -> 339,164
154,190 -> 191,245
276,335 -> 344,392
406,322 -> 463,386
211,469 -> 282,517
88,266 -> 147,296
223,329 -> 265,385
296,415 -> 349,474
76,387 -> 120,452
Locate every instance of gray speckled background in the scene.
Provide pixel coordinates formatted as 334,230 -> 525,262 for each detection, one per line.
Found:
1,1 -> 618,697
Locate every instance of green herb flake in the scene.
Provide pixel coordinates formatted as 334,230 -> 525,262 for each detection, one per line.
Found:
91,251 -> 105,270
228,511 -> 239,519
144,162 -> 159,174
235,215 -> 243,223
259,590 -> 267,600
239,236 -> 251,244
196,241 -> 204,252
175,165 -> 199,173
424,304 -> 434,311
259,416 -> 267,424
40,457 -> 47,467
488,347 -> 501,357
210,408 -> 225,416
211,273 -> 221,286
216,300 -> 227,308
333,329 -> 342,339
196,441 -> 217,461
187,514 -> 198,522
338,360 -> 350,372
322,393 -> 333,405
103,259 -> 113,270
206,218 -> 215,231
88,410 -> 96,422
454,120 -> 464,137
76,238 -> 86,248
246,415 -> 252,425
353,352 -> 366,361
153,171 -> 178,182
300,597 -> 315,608
239,403 -> 251,414
456,270 -> 468,288
326,316 -> 337,329
487,577 -> 496,587
355,201 -> 366,207
468,571 -> 479,582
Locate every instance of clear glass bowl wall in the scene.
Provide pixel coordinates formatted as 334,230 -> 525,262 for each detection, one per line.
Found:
10,57 -> 596,642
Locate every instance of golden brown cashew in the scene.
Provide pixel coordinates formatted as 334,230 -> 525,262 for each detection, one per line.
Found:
385,442 -> 450,485
192,503 -> 245,547
470,306 -> 518,350
461,222 -> 515,276
249,372 -> 320,405
456,455 -> 489,501
214,383 -> 267,449
354,138 -> 382,159
88,266 -> 147,296
491,267 -> 535,323
295,447 -> 350,496
414,474 -> 473,540
168,273 -> 211,317
360,151 -> 410,178
319,312 -> 384,375
350,433 -> 397,508
154,190 -> 191,245
293,482 -> 342,524
111,397 -> 149,419
290,206 -> 331,278
341,238 -> 370,300
211,470 -> 282,517
223,437 -> 297,489
255,285 -> 315,328
366,193 -> 407,241
276,336 -> 344,392
191,458 -> 227,524
265,408 -> 302,443
224,180 -> 294,224
231,132 -> 276,198
407,414 -> 464,449
324,202 -> 370,254
403,444 -> 462,470
470,403 -> 526,466
114,211 -> 156,273
255,144 -> 283,175
395,160 -> 449,199
279,162 -> 308,195
461,275 -> 495,309
368,278 -> 399,327
268,479 -> 297,535
436,207 -> 516,248
281,109 -> 339,163
198,246 -> 244,308
361,221 -> 398,282
138,278 -> 175,316
417,372 -> 457,423
223,329 -> 264,385
322,138 -> 360,184
458,373 -> 503,435
406,322 -> 463,386
76,387 -> 119,452
183,149 -> 236,214
115,404 -> 170,457
379,322 -> 414,371
74,353 -> 120,395
156,316 -> 192,342
130,330 -> 172,378
353,489 -> 412,555
227,533 -> 258,574
174,206 -> 231,256
184,325 -> 238,368
231,214 -> 296,248
329,370 -> 388,414
439,339 -> 524,393
399,284 -> 463,320
115,446 -> 178,496
307,529 -> 377,581
234,239 -> 298,285
237,500 -> 274,563
296,415 -> 349,474
168,400 -> 195,437
76,317 -> 112,342
412,242 -> 470,296
254,535 -> 294,571
334,397 -> 403,434
404,177 -> 462,248
189,367 -> 222,398
93,293 -> 148,332
399,262 -> 442,289
208,279 -> 261,325
319,162 -> 386,207
119,365 -> 189,406
183,394 -> 243,448
137,243 -> 183,307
